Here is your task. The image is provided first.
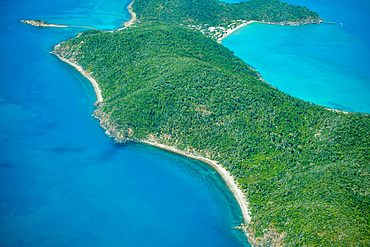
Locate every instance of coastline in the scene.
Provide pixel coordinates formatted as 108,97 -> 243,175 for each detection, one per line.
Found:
217,21 -> 256,43
116,1 -> 137,31
326,107 -> 349,114
51,50 -> 103,103
217,20 -> 350,115
49,0 -> 137,102
141,139 -> 251,225
124,1 -> 136,28
92,108 -> 252,226
218,19 -> 322,43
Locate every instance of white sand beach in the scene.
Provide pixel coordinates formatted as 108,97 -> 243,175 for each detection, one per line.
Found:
218,21 -> 256,42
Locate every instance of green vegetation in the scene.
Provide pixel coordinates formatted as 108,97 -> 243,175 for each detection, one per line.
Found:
54,23 -> 369,246
53,0 -> 368,245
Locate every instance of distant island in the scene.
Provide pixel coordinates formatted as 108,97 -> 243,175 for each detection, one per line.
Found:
21,19 -> 68,28
51,0 -> 370,246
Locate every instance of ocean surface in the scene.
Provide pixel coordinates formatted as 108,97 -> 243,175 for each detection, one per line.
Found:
222,0 -> 370,113
0,0 -> 249,246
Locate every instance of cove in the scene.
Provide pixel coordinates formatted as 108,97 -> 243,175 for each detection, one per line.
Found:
222,0 -> 370,113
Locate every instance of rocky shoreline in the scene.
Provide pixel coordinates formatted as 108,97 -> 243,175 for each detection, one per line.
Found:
92,105 -> 138,143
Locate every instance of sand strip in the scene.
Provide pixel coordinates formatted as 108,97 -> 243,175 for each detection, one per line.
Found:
218,19 -> 322,43
115,1 -> 137,31
52,53 -> 103,103
124,1 -> 136,27
218,21 -> 256,43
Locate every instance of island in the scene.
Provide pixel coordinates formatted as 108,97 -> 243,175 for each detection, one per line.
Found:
21,19 -> 68,27
51,0 -> 370,246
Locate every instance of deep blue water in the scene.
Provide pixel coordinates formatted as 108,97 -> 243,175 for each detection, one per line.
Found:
0,0 -> 248,246
222,0 -> 370,113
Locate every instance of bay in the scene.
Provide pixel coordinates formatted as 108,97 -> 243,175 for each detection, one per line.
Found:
222,0 -> 370,113
0,0 -> 248,246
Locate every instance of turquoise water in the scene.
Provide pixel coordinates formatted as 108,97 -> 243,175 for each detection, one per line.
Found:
0,0 -> 248,246
222,0 -> 370,113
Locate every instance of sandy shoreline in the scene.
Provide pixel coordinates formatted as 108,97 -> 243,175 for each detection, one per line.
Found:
142,140 -> 251,225
124,1 -> 136,28
52,52 -> 103,103
218,21 -> 256,43
326,108 -> 349,114
115,1 -> 137,31
218,19 -> 322,43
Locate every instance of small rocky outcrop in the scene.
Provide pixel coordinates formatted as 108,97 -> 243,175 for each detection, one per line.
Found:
21,20 -> 68,27
93,103 -> 138,143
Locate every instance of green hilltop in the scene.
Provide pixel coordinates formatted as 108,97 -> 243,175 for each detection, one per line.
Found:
53,0 -> 369,246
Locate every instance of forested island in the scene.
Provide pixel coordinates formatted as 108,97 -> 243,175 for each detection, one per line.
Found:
52,0 -> 369,246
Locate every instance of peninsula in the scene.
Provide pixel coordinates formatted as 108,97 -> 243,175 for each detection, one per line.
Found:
52,0 -> 370,246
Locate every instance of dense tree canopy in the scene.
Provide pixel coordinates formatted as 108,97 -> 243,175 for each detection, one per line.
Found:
53,1 -> 368,245
133,0 -> 321,28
